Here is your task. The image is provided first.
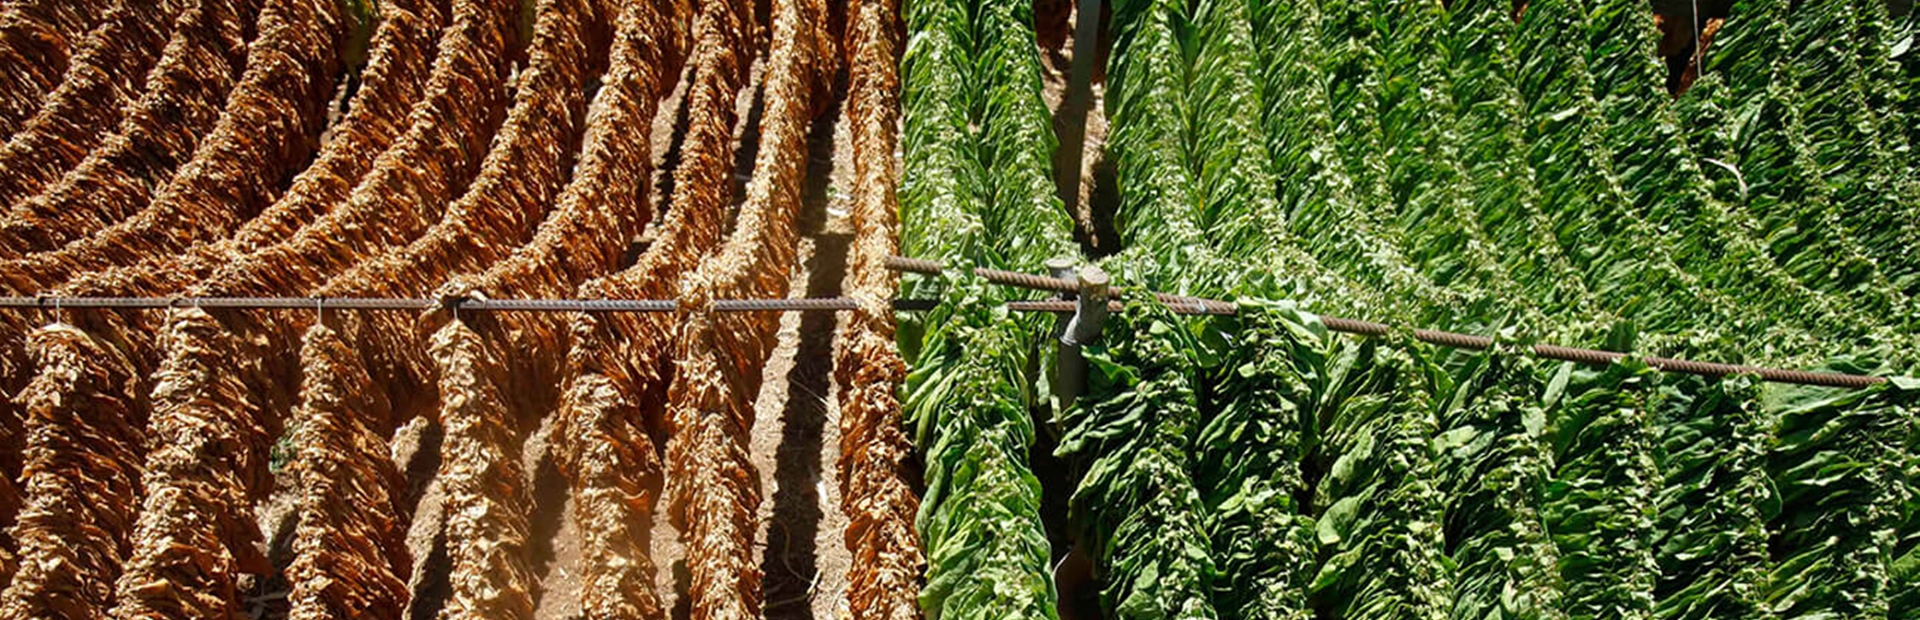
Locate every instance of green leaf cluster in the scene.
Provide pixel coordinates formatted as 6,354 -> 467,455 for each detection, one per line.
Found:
1058,300 -> 1219,619
899,0 -> 1080,617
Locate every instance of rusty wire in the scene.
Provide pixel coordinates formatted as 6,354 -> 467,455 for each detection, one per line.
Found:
0,258 -> 1892,389
893,255 -> 1890,389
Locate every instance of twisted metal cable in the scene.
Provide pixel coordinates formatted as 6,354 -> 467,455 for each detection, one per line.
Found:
903,256 -> 1890,388
0,296 -> 921,313
2,262 -> 1896,389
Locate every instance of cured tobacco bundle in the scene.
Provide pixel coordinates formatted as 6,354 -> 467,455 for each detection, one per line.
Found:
832,0 -> 924,616
0,0 -> 104,136
1541,359 -> 1659,620
285,324 -> 411,619
427,0 -> 689,618
0,0 -> 346,304
551,0 -> 747,612
109,308 -> 271,619
1763,376 -> 1916,619
0,0 -> 340,557
0,0 -> 184,211
0,324 -> 142,619
433,0 -> 675,422
58,0 -> 446,311
192,0 -> 515,427
324,1 -> 601,615
0,0 -> 252,557
6,6 -> 443,567
664,0 -> 833,615
1056,300 -> 1220,619
430,320 -> 539,619
1646,375 -> 1770,620
432,0 -> 683,616
186,0 -> 446,273
0,0 -> 257,256
313,0 -> 596,426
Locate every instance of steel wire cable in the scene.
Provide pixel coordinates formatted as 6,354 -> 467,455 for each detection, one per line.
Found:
0,258 -> 1890,388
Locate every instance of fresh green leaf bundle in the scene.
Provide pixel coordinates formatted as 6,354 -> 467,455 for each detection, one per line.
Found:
1302,332 -> 1453,620
1442,0 -> 1596,318
1763,377 -> 1915,620
1334,0 -> 1516,307
1433,346 -> 1565,620
1248,0 -> 1449,326
974,0 -> 1078,271
1194,299 -> 1322,620
1583,0 -> 1866,362
1058,300 -> 1218,619
1510,0 -> 1729,342
1104,0 -> 1212,292
1542,358 -> 1660,620
900,0 -> 1077,618
907,286 -> 1061,620
1648,375 -> 1772,620
1682,0 -> 1898,313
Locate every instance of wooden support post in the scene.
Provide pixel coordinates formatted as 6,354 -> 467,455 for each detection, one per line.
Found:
1053,265 -> 1109,410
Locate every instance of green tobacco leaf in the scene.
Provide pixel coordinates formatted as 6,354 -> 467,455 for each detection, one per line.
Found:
1059,300 -> 1218,620
1302,330 -> 1453,620
1647,374 -> 1772,620
1543,357 -> 1659,620
1763,379 -> 1914,620
1195,299 -> 1323,619
1434,346 -> 1565,620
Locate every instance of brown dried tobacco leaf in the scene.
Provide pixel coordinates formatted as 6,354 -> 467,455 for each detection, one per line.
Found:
0,324 -> 142,620
0,0 -> 346,296
430,320 -> 537,620
833,0 -> 923,616
663,0 -> 834,616
0,0 -> 187,211
44,0 -> 448,372
457,0 -> 684,611
188,0 -> 515,430
186,0 -> 449,274
316,0 -> 599,429
545,0 -> 746,616
433,0 -> 681,426
0,0 -> 106,136
109,308 -> 271,619
285,323 -> 412,620
0,0 -> 339,553
0,0 -> 258,256
0,0 -> 254,567
0,0 -> 343,421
